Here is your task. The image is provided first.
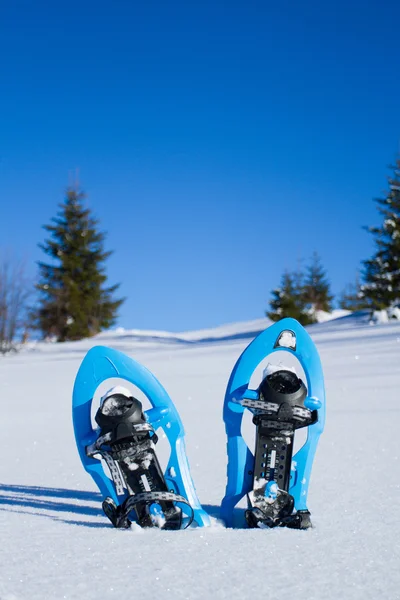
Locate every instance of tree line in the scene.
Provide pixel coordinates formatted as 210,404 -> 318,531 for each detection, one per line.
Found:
267,252 -> 334,325
267,157 -> 400,325
1,156 -> 400,352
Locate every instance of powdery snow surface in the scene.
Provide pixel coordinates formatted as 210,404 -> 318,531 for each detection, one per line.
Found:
1,314 -> 400,600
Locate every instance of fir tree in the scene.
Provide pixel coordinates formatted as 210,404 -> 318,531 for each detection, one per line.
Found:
303,252 -> 333,319
267,270 -> 313,326
361,158 -> 400,310
36,187 -> 124,341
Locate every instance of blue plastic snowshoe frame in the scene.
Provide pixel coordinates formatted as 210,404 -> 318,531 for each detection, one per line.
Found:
221,318 -> 325,528
72,345 -> 210,528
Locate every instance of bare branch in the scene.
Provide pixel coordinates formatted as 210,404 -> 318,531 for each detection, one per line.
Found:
0,251 -> 32,354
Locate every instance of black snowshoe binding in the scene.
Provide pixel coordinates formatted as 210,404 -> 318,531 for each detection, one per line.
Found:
244,369 -> 317,530
86,390 -> 194,530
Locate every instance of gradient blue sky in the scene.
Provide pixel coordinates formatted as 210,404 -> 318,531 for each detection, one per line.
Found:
1,0 -> 400,331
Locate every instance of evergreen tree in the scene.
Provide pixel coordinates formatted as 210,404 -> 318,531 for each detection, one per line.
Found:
361,158 -> 400,310
36,187 -> 124,341
267,270 -> 313,325
303,252 -> 333,319
338,273 -> 367,311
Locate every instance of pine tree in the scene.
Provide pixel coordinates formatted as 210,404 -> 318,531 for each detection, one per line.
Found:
361,158 -> 400,310
267,270 -> 313,326
303,252 -> 333,319
36,187 -> 124,341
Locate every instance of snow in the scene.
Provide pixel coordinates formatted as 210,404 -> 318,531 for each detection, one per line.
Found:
22,311 -> 347,355
372,309 -> 390,324
1,314 -> 400,599
263,363 -> 297,377
314,308 -> 351,322
275,329 -> 296,348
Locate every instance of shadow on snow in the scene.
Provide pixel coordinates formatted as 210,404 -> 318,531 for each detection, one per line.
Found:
0,484 -> 248,530
0,482 -> 107,528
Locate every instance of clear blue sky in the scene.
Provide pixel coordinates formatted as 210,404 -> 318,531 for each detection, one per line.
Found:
1,0 -> 400,331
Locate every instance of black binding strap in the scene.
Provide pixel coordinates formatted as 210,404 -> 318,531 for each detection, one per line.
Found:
103,491 -> 194,530
124,491 -> 194,529
86,422 -> 156,457
86,422 -> 194,530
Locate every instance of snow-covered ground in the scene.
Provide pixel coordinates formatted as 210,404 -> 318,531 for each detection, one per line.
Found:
1,313 -> 399,600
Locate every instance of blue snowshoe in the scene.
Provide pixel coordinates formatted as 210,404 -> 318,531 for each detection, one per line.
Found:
72,345 -> 210,530
221,318 -> 325,529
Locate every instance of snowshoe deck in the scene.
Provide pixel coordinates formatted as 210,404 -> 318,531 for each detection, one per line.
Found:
221,318 -> 325,529
72,346 -> 210,530
242,369 -> 317,529
86,392 -> 193,529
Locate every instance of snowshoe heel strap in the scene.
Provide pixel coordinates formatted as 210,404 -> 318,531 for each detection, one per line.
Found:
123,491 -> 194,530
246,489 -> 295,529
102,492 -> 194,530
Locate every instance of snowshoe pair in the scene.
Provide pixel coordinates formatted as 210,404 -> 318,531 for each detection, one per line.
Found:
72,318 -> 325,531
